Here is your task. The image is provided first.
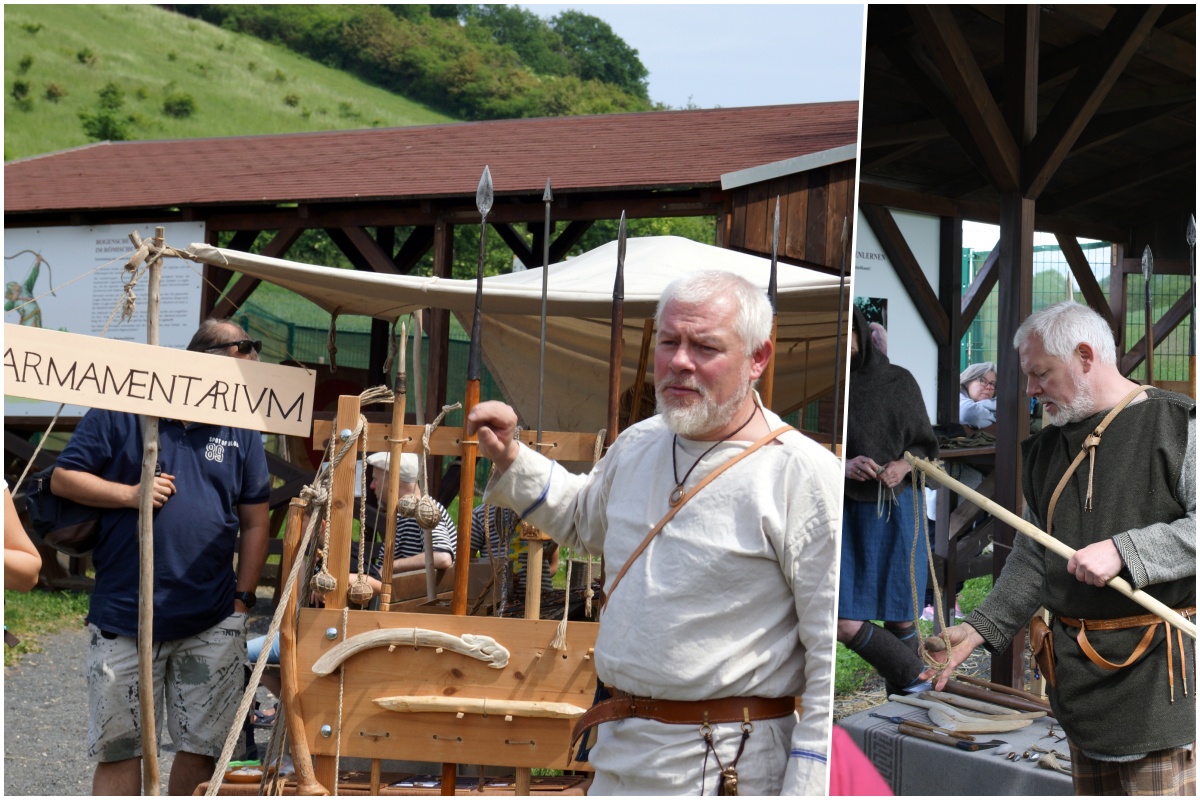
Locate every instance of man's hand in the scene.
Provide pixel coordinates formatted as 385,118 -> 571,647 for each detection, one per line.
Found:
1068,539 -> 1124,587
466,401 -> 521,472
919,623 -> 984,690
845,454 -> 882,482
148,473 -> 176,509
878,459 -> 911,489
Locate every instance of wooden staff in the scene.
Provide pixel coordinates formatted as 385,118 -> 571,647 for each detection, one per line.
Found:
605,213 -> 627,449
377,320 -> 419,608
279,498 -> 328,796
138,227 -> 164,794
630,319 -> 655,425
760,196 -> 780,407
830,216 -> 849,452
444,165 -> 493,795
905,452 -> 1196,638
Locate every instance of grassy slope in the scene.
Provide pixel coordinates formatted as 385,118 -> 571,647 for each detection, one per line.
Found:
4,4 -> 453,161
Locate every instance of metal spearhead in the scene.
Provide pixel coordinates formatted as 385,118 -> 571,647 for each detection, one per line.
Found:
1188,215 -> 1196,271
476,165 -> 494,219
542,178 -> 553,205
1142,245 -> 1154,302
616,210 -> 627,289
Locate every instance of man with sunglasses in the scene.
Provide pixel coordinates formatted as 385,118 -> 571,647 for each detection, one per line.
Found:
51,318 -> 271,795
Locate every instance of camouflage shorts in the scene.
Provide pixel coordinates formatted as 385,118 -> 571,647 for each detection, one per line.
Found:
86,613 -> 247,762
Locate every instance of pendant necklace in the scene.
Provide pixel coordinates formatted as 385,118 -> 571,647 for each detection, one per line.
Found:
669,406 -> 759,507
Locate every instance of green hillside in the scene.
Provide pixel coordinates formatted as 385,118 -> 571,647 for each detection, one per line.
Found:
4,4 -> 454,161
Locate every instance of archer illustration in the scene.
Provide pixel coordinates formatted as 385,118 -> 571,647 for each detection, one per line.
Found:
4,250 -> 54,327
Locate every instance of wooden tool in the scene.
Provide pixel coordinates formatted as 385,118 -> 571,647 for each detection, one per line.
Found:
898,723 -> 1005,751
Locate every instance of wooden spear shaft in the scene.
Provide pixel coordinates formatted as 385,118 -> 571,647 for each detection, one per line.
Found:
905,451 -> 1196,639
138,228 -> 164,794
379,320 -> 411,609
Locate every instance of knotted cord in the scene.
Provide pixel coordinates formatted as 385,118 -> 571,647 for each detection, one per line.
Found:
909,463 -> 953,680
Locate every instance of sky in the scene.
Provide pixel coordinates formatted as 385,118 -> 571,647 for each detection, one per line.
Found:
523,4 -> 866,109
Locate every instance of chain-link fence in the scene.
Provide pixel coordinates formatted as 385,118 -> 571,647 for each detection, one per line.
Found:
959,242 -> 1190,381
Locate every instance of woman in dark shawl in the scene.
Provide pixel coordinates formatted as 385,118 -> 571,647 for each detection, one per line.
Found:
836,307 -> 939,694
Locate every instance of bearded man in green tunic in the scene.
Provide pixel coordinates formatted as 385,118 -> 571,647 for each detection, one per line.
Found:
928,301 -> 1195,796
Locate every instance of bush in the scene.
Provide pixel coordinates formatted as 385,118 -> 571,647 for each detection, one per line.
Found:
79,82 -> 131,141
18,55 -> 33,74
162,92 -> 196,118
283,93 -> 300,107
43,82 -> 67,103
21,22 -> 43,35
11,80 -> 33,111
76,47 -> 98,66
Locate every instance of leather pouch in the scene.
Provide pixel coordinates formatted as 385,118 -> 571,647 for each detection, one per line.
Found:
1029,616 -> 1057,689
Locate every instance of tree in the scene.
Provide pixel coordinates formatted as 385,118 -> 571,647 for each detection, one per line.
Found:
462,5 -> 571,78
79,82 -> 131,141
551,10 -> 649,100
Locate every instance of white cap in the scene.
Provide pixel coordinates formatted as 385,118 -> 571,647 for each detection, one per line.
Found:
365,452 -> 419,483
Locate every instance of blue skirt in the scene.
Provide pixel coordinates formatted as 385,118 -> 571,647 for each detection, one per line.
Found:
838,487 -> 929,621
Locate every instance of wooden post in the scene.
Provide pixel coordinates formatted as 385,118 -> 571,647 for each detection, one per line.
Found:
138,227 -> 164,794
379,321 -> 410,610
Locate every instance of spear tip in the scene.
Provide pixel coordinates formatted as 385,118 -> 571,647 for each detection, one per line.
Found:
617,211 -> 627,265
1141,244 -> 1153,280
477,165 -> 494,218
1188,215 -> 1196,249
543,178 -> 553,203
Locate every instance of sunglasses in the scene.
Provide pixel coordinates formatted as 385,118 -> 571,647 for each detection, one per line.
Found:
206,339 -> 262,355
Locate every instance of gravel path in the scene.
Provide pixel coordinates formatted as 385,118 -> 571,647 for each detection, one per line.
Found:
5,613 -> 274,796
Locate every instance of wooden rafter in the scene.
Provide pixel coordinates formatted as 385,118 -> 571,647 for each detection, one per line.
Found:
1054,4 -> 1195,78
859,201 -> 948,345
212,227 -> 303,319
1023,6 -> 1166,199
1055,233 -> 1117,334
1040,144 -> 1195,215
908,4 -> 1021,192
961,242 -> 1000,329
493,222 -> 534,268
393,226 -> 435,274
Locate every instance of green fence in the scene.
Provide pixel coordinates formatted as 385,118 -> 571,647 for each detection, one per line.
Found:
960,242 -> 1191,382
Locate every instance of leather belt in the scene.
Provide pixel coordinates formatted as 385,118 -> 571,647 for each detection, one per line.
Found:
1058,607 -> 1194,701
571,690 -> 797,750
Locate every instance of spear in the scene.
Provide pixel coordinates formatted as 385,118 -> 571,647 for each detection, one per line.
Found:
443,166 -> 491,796
760,197 -> 780,408
1142,245 -> 1155,385
605,213 -> 627,448
830,216 -> 849,452
524,180 -> 553,620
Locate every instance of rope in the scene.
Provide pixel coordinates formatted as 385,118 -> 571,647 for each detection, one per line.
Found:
333,604 -> 349,796
910,465 -> 953,680
11,404 -> 64,495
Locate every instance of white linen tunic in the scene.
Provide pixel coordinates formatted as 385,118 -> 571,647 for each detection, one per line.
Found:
485,400 -> 839,795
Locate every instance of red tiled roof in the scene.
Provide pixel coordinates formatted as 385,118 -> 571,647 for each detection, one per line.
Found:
5,103 -> 858,214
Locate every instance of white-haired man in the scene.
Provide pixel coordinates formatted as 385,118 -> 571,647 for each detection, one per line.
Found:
927,300 -> 1195,795
467,270 -> 840,795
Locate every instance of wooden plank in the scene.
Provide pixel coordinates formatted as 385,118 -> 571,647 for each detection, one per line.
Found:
858,203 -> 949,345
295,608 -> 598,771
804,170 -> 829,266
824,166 -> 850,272
728,188 -> 748,251
743,182 -> 770,254
784,171 -> 810,262
312,420 -> 601,463
4,325 -> 316,437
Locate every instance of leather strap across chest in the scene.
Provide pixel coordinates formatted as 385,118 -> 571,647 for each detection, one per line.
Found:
1045,385 -> 1149,537
602,425 -> 794,610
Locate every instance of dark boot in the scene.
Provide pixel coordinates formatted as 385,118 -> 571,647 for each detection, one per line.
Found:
846,622 -> 926,696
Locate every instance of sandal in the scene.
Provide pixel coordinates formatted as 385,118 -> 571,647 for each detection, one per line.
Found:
251,704 -> 278,728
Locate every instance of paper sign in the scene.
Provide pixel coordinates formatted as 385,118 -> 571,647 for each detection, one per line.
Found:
4,324 -> 315,437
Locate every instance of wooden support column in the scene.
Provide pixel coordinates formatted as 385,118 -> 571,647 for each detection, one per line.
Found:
938,217 -> 964,424
992,193 -> 1034,687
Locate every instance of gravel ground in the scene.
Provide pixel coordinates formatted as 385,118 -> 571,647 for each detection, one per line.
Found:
5,611 -> 275,796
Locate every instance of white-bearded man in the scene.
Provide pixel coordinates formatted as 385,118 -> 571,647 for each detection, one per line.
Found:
467,270 -> 841,795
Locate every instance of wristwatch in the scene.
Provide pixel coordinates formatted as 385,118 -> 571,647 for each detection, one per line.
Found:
233,590 -> 257,610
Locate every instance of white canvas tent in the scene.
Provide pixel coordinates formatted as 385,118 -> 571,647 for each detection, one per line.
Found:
186,236 -> 843,437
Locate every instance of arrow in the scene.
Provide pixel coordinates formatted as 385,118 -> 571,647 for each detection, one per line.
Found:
1142,245 -> 1155,384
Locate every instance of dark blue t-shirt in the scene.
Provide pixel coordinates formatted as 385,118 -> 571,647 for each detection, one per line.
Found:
56,409 -> 270,640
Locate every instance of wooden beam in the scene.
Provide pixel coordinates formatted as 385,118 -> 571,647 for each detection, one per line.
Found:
908,4 -> 1021,191
202,229 -> 258,317
493,222 -> 534,268
859,202 -> 949,346
1120,289 -> 1195,375
335,226 -> 402,275
858,182 -> 1126,244
393,226 -> 435,274
1055,233 -> 1117,334
548,219 -> 594,262
1053,4 -> 1195,78
961,242 -> 1000,329
992,192 -> 1034,687
1003,4 -> 1039,147
1070,101 -> 1194,159
938,216 -> 964,424
212,227 -> 303,318
1040,144 -> 1195,215
1023,6 -> 1166,199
